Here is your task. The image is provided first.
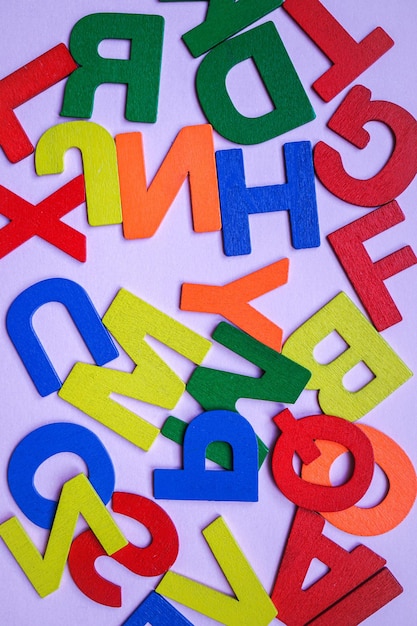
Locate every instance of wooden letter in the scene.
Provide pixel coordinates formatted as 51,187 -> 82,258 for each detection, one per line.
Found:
328,201 -> 417,331
0,474 -> 127,598
116,125 -> 221,239
181,258 -> 289,351
61,13 -> 164,122
314,86 -> 417,207
283,0 -> 394,101
0,44 -> 76,162
187,322 -> 311,412
35,121 -> 122,226
7,422 -> 115,530
0,175 -> 86,261
59,289 -> 211,450
271,409 -> 374,512
178,0 -> 283,57
271,507 -> 400,625
69,492 -> 179,607
123,591 -> 193,625
154,410 -> 259,501
282,292 -> 412,421
302,424 -> 417,536
309,568 -> 402,625
161,415 -> 269,470
216,142 -> 319,256
157,516 -> 277,625
6,278 -> 118,397
196,22 -> 315,145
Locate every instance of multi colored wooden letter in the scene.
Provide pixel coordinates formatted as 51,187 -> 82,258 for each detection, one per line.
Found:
0,474 -> 127,598
69,492 -> 179,607
301,424 -> 417,536
161,415 -> 269,470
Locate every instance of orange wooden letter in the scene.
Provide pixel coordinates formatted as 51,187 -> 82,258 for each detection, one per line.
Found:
181,258 -> 289,351
116,124 -> 221,238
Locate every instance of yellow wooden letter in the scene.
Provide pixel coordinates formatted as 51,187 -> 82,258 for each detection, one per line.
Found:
282,292 -> 412,421
35,121 -> 122,226
0,474 -> 127,597
156,516 -> 277,626
59,289 -> 212,450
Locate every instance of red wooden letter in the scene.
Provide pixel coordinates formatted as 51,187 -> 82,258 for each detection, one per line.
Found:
0,175 -> 86,261
271,508 -> 401,626
328,202 -> 417,331
310,568 -> 402,625
0,44 -> 76,163
284,0 -> 394,101
271,409 -> 374,512
314,85 -> 417,207
68,492 -> 179,606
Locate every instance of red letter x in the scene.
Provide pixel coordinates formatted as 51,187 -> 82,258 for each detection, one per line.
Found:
0,175 -> 87,261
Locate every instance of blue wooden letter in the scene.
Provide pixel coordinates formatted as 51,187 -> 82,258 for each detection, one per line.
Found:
123,591 -> 193,625
7,422 -> 115,529
153,410 -> 259,502
216,141 -> 320,256
6,277 -> 118,396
